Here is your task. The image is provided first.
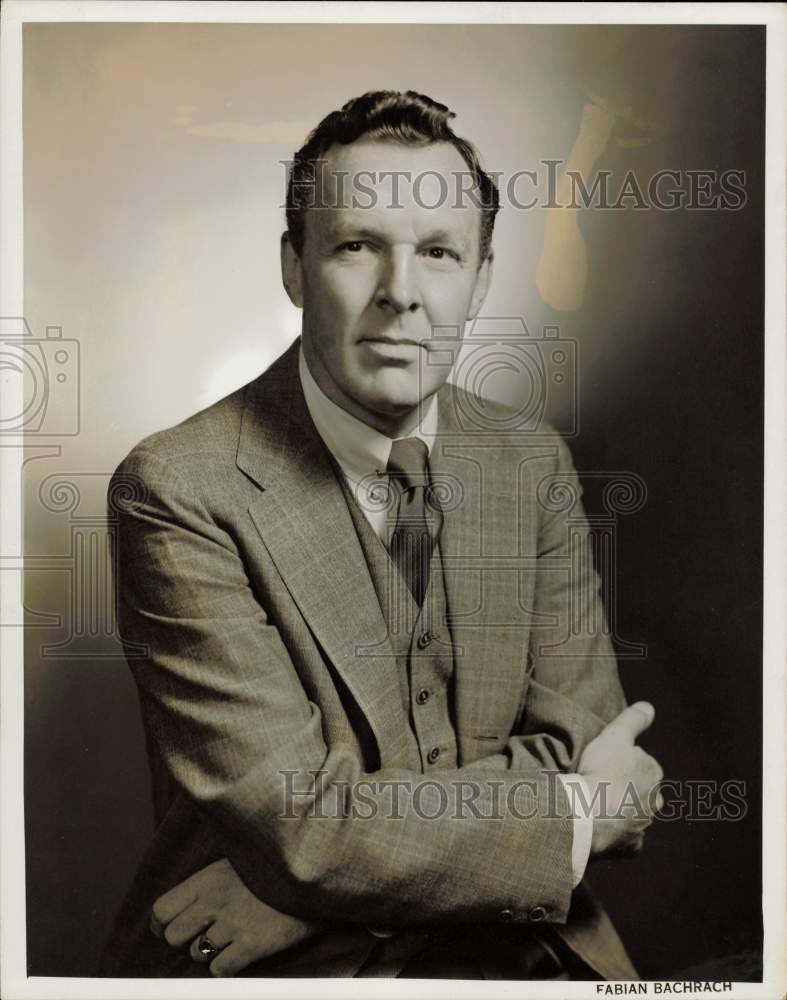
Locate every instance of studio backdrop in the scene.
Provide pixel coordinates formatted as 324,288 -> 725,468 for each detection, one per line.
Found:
20,21 -> 763,979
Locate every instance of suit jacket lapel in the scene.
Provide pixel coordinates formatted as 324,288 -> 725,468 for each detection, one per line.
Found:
236,340 -> 412,769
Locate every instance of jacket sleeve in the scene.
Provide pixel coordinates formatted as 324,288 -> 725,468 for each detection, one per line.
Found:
111,445 -> 577,930
514,434 -> 629,773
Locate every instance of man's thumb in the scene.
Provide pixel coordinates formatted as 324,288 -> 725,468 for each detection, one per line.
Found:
603,701 -> 655,743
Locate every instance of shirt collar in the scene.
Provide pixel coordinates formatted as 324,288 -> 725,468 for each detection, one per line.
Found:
298,342 -> 438,485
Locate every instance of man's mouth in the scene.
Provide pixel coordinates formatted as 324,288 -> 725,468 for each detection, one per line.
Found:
359,336 -> 424,349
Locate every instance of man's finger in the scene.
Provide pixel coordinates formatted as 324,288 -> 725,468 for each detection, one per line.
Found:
151,879 -> 200,933
163,902 -> 215,949
602,701 -> 655,743
647,782 -> 666,815
210,939 -> 257,978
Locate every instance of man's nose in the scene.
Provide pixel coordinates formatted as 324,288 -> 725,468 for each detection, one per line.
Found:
375,248 -> 421,314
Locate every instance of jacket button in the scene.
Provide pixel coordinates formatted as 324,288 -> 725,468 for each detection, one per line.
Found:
417,631 -> 433,650
498,908 -> 515,923
427,746 -> 440,764
528,905 -> 547,923
416,689 -> 430,705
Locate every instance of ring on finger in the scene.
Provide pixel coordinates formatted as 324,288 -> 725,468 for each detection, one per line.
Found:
196,935 -> 222,960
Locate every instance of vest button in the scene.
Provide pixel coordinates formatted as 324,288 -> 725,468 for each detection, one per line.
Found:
498,908 -> 515,923
427,746 -> 440,764
416,689 -> 430,705
417,631 -> 433,650
528,905 -> 547,923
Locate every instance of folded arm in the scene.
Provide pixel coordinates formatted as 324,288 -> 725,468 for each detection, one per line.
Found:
506,434 -> 629,777
113,446 -> 579,932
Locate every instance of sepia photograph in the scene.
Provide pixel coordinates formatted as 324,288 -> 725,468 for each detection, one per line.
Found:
1,3 -> 784,998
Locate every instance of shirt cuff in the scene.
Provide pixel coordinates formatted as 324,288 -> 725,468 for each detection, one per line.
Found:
557,773 -> 593,888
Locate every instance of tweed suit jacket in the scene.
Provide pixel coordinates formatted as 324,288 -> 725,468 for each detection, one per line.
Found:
99,336 -> 638,980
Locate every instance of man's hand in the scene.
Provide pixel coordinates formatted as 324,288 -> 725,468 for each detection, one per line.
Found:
151,858 -> 320,977
578,701 -> 664,859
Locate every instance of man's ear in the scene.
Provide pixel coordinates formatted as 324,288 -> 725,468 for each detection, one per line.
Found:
468,253 -> 493,320
281,232 -> 304,308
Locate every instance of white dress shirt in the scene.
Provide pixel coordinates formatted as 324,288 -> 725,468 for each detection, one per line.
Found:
298,344 -> 592,887
298,345 -> 437,540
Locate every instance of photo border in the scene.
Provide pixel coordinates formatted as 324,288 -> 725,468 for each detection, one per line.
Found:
1,4 -> 784,999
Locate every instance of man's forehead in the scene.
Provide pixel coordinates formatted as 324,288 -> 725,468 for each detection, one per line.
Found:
310,138 -> 482,243
322,138 -> 471,179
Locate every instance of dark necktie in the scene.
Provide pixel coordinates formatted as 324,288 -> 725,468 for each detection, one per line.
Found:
386,437 -> 442,606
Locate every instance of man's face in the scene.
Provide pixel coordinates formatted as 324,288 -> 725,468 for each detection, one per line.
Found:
282,139 -> 491,435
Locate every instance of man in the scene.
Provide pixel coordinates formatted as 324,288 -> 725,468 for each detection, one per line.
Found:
99,90 -> 662,981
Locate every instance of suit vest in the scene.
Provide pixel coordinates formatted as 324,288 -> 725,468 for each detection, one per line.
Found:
336,470 -> 459,775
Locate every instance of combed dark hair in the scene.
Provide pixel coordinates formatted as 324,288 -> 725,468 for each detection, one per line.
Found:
286,90 -> 500,262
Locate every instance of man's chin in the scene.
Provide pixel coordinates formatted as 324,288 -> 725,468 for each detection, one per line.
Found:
351,386 -> 438,435
364,395 -> 422,420
363,382 -> 440,417
337,368 -> 446,431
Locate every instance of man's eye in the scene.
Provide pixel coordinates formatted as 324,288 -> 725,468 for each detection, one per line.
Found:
339,241 -> 365,253
424,247 -> 457,262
